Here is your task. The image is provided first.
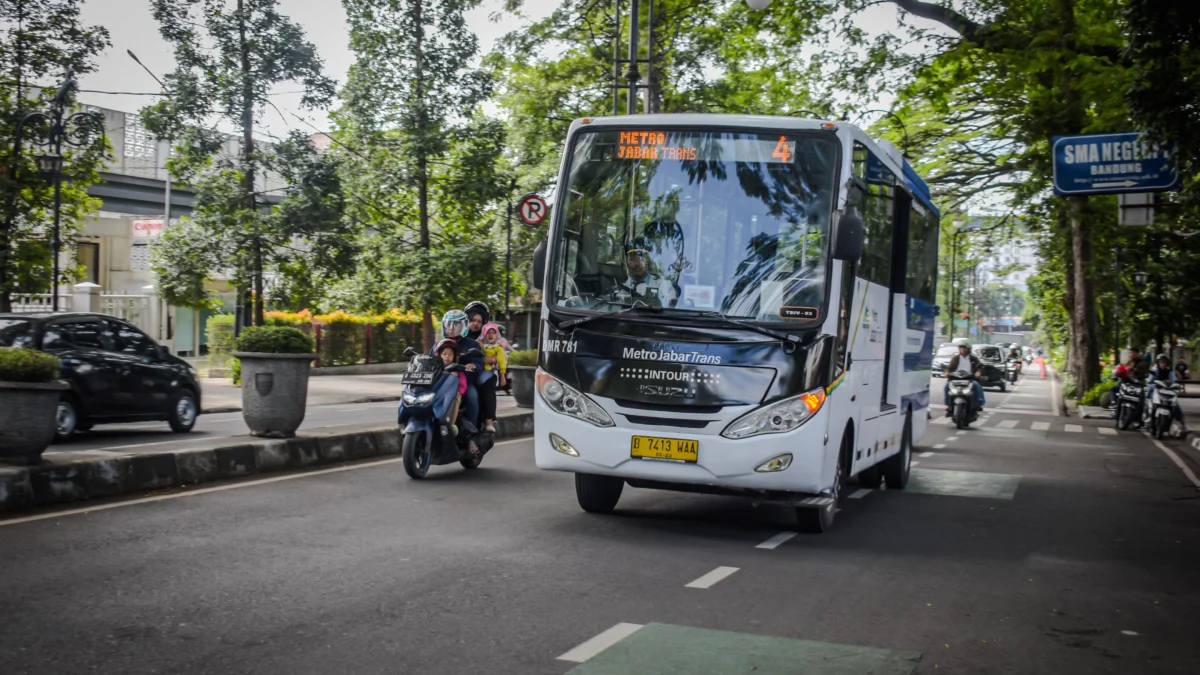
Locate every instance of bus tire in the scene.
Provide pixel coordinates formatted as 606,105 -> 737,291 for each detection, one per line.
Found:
575,473 -> 623,514
882,415 -> 912,490
795,429 -> 850,534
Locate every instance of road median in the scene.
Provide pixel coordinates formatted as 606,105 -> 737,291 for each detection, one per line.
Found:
0,410 -> 533,514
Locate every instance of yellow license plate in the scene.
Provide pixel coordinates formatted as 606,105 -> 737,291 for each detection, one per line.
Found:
631,435 -> 699,463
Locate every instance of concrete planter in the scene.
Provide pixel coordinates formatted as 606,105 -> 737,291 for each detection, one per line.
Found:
232,352 -> 315,438
0,380 -> 69,465
509,366 -> 536,408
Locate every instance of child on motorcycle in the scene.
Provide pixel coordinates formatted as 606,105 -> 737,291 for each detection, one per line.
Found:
434,310 -> 484,428
436,339 -> 468,437
479,323 -> 508,434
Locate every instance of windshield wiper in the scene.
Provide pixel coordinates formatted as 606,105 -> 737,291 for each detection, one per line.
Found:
555,301 -> 664,332
688,311 -> 801,349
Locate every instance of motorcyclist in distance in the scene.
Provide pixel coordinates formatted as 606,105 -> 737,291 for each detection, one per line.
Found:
944,343 -> 986,416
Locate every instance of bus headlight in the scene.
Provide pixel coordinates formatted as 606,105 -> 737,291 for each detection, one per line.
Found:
536,368 -> 614,427
721,388 -> 826,439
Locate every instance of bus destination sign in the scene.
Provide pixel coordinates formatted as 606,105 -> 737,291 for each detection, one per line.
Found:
617,132 -> 698,160
614,131 -> 797,164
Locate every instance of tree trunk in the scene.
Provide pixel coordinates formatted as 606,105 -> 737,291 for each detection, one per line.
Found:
237,0 -> 263,327
0,1 -> 28,314
1067,196 -> 1101,390
412,0 -> 434,350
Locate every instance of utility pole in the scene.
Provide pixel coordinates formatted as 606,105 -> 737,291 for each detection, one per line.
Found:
625,0 -> 641,114
504,177 -> 516,322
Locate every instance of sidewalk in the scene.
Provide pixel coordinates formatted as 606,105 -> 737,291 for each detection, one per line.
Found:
202,373 -> 481,412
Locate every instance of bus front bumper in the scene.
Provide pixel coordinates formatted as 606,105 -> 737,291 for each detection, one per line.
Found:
532,396 -> 831,494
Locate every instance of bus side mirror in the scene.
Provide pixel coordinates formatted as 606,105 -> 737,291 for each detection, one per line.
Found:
833,205 -> 864,261
531,239 -> 548,290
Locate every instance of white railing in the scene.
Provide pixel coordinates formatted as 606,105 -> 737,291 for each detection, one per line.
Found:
100,294 -> 150,328
10,294 -> 72,313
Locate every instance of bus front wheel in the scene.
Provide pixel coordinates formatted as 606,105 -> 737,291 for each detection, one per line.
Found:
575,473 -> 624,514
795,430 -> 851,534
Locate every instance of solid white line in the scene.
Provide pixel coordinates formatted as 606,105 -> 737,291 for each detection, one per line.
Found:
997,419 -> 1019,429
1143,432 -> 1200,489
1098,427 -> 1118,436
756,532 -> 798,549
848,488 -> 872,499
933,444 -> 946,449
0,438 -> 531,527
1064,424 -> 1083,433
919,451 -> 934,457
1031,421 -> 1050,431
557,623 -> 645,663
685,566 -> 739,589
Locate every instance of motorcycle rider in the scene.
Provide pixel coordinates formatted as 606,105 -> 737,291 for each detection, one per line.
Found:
1176,356 -> 1190,382
1006,344 -> 1022,375
1148,354 -> 1189,433
432,310 -> 483,428
944,343 -> 986,416
1107,363 -> 1134,410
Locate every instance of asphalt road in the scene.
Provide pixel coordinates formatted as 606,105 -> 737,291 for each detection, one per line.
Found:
2,375 -> 1198,675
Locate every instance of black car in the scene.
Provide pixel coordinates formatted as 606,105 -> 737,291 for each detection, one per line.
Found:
0,313 -> 201,441
972,344 -> 1008,391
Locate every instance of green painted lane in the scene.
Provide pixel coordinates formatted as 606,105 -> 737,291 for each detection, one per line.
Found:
566,623 -> 921,675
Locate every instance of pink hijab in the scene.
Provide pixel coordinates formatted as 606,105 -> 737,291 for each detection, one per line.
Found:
481,323 -> 509,349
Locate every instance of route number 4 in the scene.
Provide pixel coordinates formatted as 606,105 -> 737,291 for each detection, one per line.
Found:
773,136 -> 793,163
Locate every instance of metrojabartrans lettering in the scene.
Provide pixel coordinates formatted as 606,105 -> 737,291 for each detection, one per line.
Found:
622,347 -> 722,365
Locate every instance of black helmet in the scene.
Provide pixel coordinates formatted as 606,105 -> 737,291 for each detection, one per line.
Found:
1156,353 -> 1170,365
464,301 -> 490,323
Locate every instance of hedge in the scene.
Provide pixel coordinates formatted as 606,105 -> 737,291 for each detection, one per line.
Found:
0,347 -> 61,383
236,326 -> 315,354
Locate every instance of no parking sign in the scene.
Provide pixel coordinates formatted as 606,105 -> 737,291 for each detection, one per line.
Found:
517,193 -> 548,227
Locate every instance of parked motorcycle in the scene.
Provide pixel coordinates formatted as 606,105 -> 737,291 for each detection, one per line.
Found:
1114,380 -> 1145,431
1147,382 -> 1181,439
948,370 -> 980,430
397,347 -> 495,479
1005,358 -> 1021,384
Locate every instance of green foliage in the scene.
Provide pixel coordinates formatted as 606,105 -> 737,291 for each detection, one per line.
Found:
1080,381 -> 1112,407
231,357 -> 241,386
143,0 -> 340,323
205,314 -> 235,366
0,0 -> 110,311
1061,373 -> 1078,401
235,326 -> 314,355
0,346 -> 60,383
507,349 -> 538,367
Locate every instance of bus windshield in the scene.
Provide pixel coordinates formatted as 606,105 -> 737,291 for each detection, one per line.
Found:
549,128 -> 840,324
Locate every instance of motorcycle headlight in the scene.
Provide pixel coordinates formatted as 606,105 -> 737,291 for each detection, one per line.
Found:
722,388 -> 826,440
536,368 -> 613,427
402,390 -> 437,406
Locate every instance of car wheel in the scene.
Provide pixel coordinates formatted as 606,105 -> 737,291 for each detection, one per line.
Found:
168,389 -> 198,433
999,381 -> 1007,392
575,473 -> 624,514
55,396 -> 84,442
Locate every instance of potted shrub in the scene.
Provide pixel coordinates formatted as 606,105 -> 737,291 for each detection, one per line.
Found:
507,349 -> 538,408
233,326 -> 315,438
0,347 -> 68,464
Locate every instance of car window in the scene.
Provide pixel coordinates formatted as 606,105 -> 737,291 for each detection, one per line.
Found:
63,321 -> 113,350
974,347 -> 1002,360
935,346 -> 959,357
0,318 -> 36,348
40,324 -> 74,351
109,321 -> 158,357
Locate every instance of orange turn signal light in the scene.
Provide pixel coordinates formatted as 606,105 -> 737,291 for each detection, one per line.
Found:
801,390 -> 826,413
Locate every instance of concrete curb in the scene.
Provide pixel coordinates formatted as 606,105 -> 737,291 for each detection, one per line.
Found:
0,412 -> 534,514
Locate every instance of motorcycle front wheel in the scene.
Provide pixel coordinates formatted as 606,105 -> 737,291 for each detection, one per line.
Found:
1117,405 -> 1132,431
1154,414 -> 1170,439
954,400 -> 968,429
402,432 -> 432,479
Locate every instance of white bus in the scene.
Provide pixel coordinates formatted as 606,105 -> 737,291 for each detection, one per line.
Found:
528,114 -> 940,532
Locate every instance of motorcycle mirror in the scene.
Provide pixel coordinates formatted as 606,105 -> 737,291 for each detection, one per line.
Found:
462,348 -> 483,359
445,364 -> 464,373
403,346 -> 417,359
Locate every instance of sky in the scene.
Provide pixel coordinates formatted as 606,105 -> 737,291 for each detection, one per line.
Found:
76,0 -> 916,140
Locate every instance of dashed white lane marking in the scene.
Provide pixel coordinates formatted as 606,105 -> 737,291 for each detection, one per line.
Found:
919,451 -> 935,457
933,443 -> 946,449
685,566 -> 740,589
1098,427 -> 1118,436
947,436 -> 959,442
910,461 -> 920,466
1143,432 -> 1200,488
756,532 -> 798,549
558,623 -> 644,663
1,439 -> 532,527
848,489 -> 873,499
1064,424 -> 1083,433
1031,421 -> 1051,431
932,417 -> 952,425
1121,630 -> 1139,636
997,419 -> 1019,429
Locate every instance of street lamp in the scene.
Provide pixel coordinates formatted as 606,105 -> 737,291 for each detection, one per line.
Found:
1133,270 -> 1149,288
7,72 -> 105,312
745,0 -> 773,9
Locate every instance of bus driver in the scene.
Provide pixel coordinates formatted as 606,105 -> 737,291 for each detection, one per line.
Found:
617,236 -> 678,307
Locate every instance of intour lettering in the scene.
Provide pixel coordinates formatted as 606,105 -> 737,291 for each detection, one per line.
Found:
621,347 -> 723,365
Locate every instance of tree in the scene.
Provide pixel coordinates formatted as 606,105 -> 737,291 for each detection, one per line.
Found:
142,0 -> 337,325
338,0 -> 504,349
0,0 -> 109,312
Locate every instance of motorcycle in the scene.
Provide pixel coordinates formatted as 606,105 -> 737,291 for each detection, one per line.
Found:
947,370 -> 980,429
1114,380 -> 1145,431
1147,382 -> 1181,439
397,346 -> 495,479
1005,358 -> 1021,384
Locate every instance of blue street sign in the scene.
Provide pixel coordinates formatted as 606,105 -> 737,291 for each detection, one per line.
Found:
1052,132 -> 1180,196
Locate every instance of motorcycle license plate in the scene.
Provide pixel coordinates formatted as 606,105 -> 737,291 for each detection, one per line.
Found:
402,371 -> 436,386
631,435 -> 699,463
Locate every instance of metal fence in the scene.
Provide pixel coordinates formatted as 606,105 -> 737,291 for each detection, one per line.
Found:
314,323 -> 423,367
